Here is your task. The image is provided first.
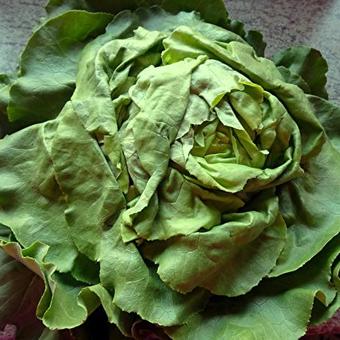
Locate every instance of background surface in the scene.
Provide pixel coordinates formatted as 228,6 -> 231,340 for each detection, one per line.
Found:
0,0 -> 339,104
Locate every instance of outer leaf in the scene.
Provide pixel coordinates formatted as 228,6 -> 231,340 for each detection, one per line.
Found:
36,271 -> 92,329
161,0 -> 228,27
46,0 -> 147,16
0,98 -> 125,269
245,30 -> 266,57
270,141 -> 340,277
136,7 -> 243,43
100,217 -> 208,327
272,46 -> 328,99
0,242 -> 102,337
307,94 -> 340,152
275,65 -> 311,94
7,11 -> 113,127
49,103 -> 125,261
0,123 -> 78,272
0,240 -> 133,332
38,272 -> 127,330
0,74 -> 14,137
167,236 -> 339,340
72,23 -> 165,137
169,291 -> 314,340
0,74 -> 12,112
46,0 -> 229,27
227,20 -> 266,56
0,241 -> 92,331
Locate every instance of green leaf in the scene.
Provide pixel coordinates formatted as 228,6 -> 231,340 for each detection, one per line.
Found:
38,272 -> 92,329
162,26 -> 324,159
167,236 -> 339,340
143,190 -> 287,296
0,123 -> 78,272
0,240 -> 134,335
120,56 -> 206,241
161,0 -> 228,27
245,30 -> 266,57
136,7 -> 243,43
270,141 -> 340,277
307,95 -> 340,153
275,65 -> 311,93
100,217 -> 209,326
0,74 -> 14,137
0,74 -> 12,111
0,97 -> 126,268
70,254 -> 100,285
40,269 -> 133,333
227,20 -> 266,56
46,0 -> 229,27
0,241 -> 87,330
169,291 -> 314,340
49,103 -> 125,261
272,46 -> 328,99
7,11 -> 113,127
72,22 -> 164,137
46,0 -> 143,16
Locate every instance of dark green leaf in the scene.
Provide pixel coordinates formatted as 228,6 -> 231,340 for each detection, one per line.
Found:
307,95 -> 340,152
270,141 -> 340,277
272,46 -> 328,99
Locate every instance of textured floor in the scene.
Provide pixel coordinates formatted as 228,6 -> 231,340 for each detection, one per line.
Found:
0,0 -> 339,104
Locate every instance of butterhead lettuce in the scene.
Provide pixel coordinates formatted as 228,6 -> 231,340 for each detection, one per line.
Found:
0,0 -> 339,339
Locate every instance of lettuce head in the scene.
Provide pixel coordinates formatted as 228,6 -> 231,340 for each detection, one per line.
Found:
0,0 -> 339,339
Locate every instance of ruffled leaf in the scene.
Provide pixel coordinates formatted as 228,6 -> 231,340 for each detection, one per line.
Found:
270,141 -> 340,277
143,190 -> 287,296
100,217 -> 209,327
0,241 -> 133,334
0,123 -> 78,272
167,236 -> 339,340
